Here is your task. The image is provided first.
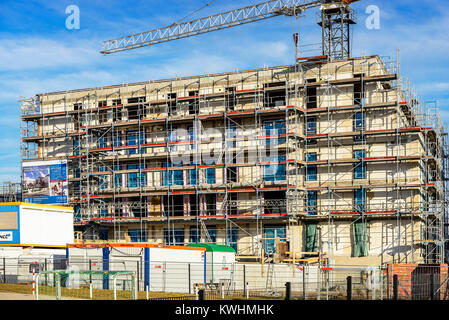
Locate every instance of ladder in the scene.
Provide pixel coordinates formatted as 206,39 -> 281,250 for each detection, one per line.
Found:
200,219 -> 212,243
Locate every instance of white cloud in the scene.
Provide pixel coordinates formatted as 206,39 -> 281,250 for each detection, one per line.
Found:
0,38 -> 101,71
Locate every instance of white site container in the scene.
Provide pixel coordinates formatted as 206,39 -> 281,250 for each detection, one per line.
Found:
186,244 -> 236,285
0,202 -> 74,247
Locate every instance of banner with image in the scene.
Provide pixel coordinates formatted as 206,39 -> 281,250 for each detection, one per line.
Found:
22,160 -> 68,204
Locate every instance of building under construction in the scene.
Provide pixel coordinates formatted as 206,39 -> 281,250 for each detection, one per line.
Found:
20,51 -> 449,266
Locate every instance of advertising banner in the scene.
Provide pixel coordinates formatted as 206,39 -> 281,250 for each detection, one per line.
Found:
22,160 -> 68,204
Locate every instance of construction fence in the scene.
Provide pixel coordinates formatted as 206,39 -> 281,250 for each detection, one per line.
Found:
0,257 -> 447,300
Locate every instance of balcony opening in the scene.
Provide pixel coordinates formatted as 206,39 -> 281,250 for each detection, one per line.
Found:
306,78 -> 317,109
167,93 -> 177,116
164,195 -> 184,217
189,194 -> 199,216
205,194 -> 217,216
188,90 -> 199,115
264,191 -> 286,214
225,87 -> 236,111
264,82 -> 286,108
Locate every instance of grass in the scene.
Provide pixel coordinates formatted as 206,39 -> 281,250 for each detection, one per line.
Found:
0,283 -> 196,300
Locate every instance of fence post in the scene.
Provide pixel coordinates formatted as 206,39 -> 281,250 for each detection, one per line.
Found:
221,282 -> 224,299
303,266 -> 307,300
285,282 -> 291,300
137,261 -> 140,292
198,289 -> 205,301
317,266 -> 321,300
3,258 -> 5,283
32,269 -> 36,296
188,264 -> 191,294
163,261 -> 166,293
393,275 -> 398,300
243,264 -> 246,297
89,259 -> 92,286
347,276 -> 352,300
44,258 -> 48,287
430,274 -> 435,301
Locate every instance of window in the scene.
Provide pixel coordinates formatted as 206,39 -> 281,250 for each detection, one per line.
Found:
161,162 -> 183,186
206,226 -> 217,243
114,165 -> 122,188
354,188 -> 366,212
74,167 -> 81,178
129,229 -> 147,243
189,167 -> 198,185
354,112 -> 365,131
113,109 -> 122,122
306,153 -> 317,181
164,228 -> 184,245
190,227 -> 199,244
307,191 -> 317,215
264,155 -> 286,181
127,131 -> 145,155
168,126 -> 178,152
354,150 -> 366,179
100,203 -> 108,218
264,225 -> 286,254
139,169 -> 146,187
98,135 -> 107,149
206,167 -> 216,184
99,228 -> 109,240
187,125 -> 196,150
73,138 -> 80,156
264,120 -> 286,146
173,166 -> 184,186
98,101 -> 107,108
99,175 -> 108,190
99,111 -> 108,124
227,227 -> 238,251
306,117 -> 317,135
128,164 -> 138,188
113,133 -> 121,147
162,162 -> 172,186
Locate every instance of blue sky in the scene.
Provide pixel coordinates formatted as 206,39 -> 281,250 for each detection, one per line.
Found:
0,0 -> 448,183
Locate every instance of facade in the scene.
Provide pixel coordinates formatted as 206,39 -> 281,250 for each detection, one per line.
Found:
20,55 -> 448,266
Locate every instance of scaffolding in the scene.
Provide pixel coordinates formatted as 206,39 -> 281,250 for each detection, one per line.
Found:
20,54 -> 449,266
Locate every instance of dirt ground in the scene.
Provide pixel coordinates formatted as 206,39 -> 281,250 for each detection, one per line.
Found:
0,291 -> 36,300
0,291 -> 85,300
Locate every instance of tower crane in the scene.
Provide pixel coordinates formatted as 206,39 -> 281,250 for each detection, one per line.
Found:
101,0 -> 360,61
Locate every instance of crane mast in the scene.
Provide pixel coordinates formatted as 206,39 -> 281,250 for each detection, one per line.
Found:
101,0 -> 359,60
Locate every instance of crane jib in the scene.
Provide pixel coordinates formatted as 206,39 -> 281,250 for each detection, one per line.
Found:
100,0 -> 325,54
